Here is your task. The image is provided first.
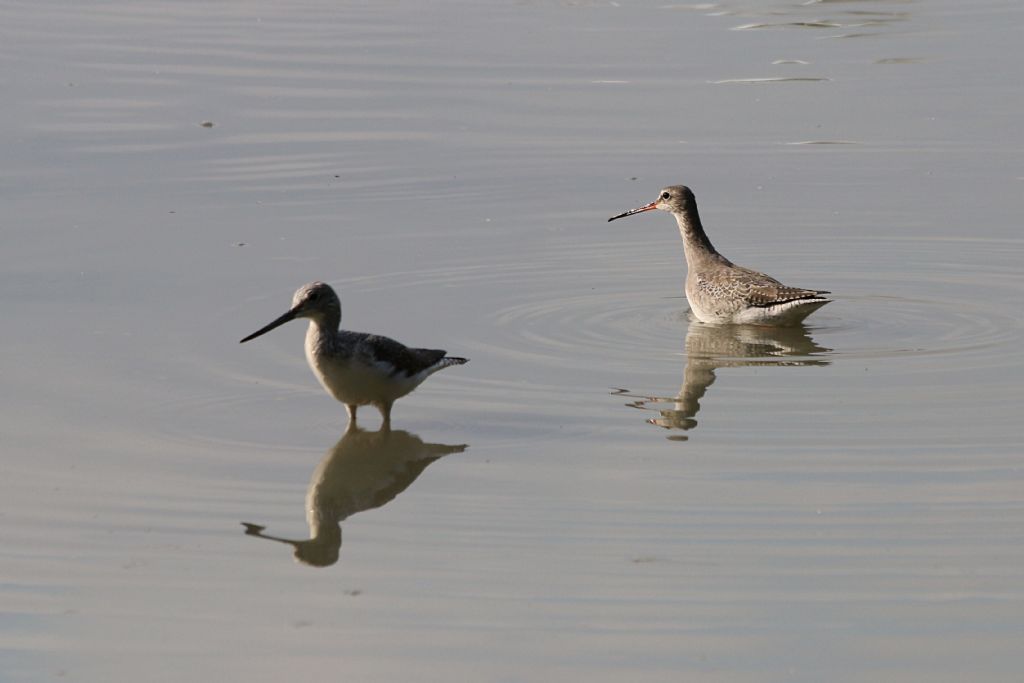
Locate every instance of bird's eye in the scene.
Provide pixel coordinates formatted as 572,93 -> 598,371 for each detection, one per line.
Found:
660,192 -> 670,200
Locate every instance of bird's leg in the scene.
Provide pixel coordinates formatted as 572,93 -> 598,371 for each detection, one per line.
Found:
379,402 -> 393,432
346,404 -> 358,424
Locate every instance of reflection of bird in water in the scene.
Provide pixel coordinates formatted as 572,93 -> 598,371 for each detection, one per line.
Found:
242,425 -> 466,567
240,281 -> 468,429
609,185 -> 830,325
619,321 -> 830,437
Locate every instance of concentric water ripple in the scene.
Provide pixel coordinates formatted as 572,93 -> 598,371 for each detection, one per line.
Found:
467,235 -> 1024,371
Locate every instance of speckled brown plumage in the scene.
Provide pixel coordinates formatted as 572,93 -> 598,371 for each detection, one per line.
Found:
609,185 -> 830,325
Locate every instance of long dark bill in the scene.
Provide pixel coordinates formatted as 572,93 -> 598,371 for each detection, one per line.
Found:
241,523 -> 301,548
607,201 -> 658,222
239,308 -> 298,343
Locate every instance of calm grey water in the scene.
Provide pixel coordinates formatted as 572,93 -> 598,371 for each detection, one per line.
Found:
2,1 -> 1023,681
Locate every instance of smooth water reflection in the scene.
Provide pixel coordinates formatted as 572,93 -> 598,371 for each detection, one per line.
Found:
617,320 -> 830,438
4,0 -> 1024,680
243,426 -> 466,567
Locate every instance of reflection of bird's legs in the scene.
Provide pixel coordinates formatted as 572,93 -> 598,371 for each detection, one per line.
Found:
346,404 -> 358,425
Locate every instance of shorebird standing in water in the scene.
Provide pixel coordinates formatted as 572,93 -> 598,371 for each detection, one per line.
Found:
609,185 -> 830,326
240,281 -> 467,428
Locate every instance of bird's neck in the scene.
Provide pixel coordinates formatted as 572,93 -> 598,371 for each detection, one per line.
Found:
673,207 -> 725,269
307,505 -> 343,544
304,314 -> 339,359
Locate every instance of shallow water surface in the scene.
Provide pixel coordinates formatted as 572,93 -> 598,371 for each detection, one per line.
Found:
2,1 -> 1023,681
